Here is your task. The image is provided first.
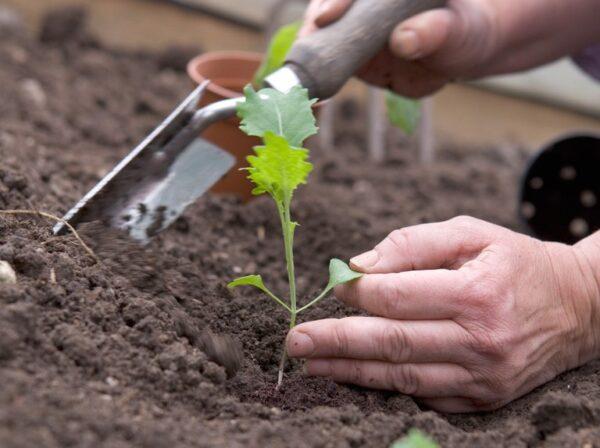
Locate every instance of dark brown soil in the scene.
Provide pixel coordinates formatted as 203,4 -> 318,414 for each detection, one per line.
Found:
1,6 -> 599,447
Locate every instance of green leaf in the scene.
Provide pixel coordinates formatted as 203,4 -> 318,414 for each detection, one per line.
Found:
391,430 -> 438,448
325,259 -> 363,293
237,85 -> 318,147
228,275 -> 268,291
228,275 -> 291,312
297,259 -> 362,313
385,91 -> 421,135
253,21 -> 301,87
246,131 -> 313,204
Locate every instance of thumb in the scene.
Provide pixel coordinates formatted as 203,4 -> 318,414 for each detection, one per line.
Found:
389,9 -> 456,60
350,217 -> 494,274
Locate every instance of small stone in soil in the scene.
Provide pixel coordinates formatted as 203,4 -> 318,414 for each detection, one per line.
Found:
0,260 -> 17,284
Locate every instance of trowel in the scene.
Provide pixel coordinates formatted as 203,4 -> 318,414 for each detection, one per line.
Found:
54,0 -> 445,243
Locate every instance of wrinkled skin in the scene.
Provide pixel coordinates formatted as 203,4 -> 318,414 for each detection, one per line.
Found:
287,217 -> 600,412
300,0 -> 600,97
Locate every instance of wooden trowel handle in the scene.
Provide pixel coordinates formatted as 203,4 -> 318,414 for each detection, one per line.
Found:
285,0 -> 447,100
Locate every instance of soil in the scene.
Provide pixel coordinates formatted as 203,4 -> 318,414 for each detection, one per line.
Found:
1,6 -> 599,448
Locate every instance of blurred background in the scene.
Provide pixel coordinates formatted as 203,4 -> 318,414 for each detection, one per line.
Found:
3,0 -> 600,150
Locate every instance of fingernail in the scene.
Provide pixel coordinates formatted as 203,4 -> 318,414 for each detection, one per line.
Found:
287,331 -> 315,357
350,250 -> 379,271
394,30 -> 422,60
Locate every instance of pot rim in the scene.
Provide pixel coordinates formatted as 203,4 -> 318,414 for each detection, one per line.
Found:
187,50 -> 262,99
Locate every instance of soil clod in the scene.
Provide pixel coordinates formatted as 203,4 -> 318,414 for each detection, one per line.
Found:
199,330 -> 244,378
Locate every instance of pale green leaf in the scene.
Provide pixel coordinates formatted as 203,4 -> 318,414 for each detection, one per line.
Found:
324,259 -> 363,293
385,91 -> 421,135
228,275 -> 267,291
228,275 -> 290,311
237,85 -> 318,147
297,259 -> 362,313
391,430 -> 438,448
253,21 -> 301,87
246,131 -> 313,204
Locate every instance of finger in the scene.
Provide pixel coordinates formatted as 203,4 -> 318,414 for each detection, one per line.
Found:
299,0 -> 352,37
305,359 -> 473,398
299,0 -> 326,37
349,217 -> 495,274
287,317 -> 470,364
335,269 -> 466,320
314,0 -> 353,28
418,396 -> 503,413
389,9 -> 454,60
418,397 -> 477,413
358,49 -> 448,98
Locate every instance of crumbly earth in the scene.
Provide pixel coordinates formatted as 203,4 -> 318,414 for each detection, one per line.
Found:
1,7 -> 599,448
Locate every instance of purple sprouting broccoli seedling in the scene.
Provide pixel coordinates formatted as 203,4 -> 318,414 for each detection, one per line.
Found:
228,85 -> 363,387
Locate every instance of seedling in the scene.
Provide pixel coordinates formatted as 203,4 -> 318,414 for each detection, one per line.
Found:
228,85 -> 363,386
386,91 -> 421,135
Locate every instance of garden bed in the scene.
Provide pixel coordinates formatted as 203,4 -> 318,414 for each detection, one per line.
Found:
1,7 -> 599,447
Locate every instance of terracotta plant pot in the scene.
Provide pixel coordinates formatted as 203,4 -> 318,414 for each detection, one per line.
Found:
187,51 -> 261,202
187,51 -> 324,201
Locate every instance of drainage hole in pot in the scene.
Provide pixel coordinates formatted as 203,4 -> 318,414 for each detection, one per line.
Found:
581,190 -> 597,208
560,166 -> 577,181
529,177 -> 544,190
521,202 -> 536,219
570,218 -> 589,238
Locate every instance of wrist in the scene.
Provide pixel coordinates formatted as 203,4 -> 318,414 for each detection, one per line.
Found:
572,232 -> 600,362
544,238 -> 600,370
574,230 -> 600,315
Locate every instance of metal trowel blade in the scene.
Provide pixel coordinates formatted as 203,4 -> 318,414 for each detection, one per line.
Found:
53,82 -> 235,244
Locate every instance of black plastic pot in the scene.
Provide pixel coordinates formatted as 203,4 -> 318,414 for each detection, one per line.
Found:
519,133 -> 600,244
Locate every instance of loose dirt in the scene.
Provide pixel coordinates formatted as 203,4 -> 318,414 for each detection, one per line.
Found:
1,7 -> 599,447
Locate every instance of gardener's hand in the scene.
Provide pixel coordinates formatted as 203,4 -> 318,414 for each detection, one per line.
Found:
286,217 -> 600,412
300,0 -> 600,97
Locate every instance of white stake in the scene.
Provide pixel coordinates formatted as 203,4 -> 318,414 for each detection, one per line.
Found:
318,100 -> 336,151
367,87 -> 387,163
418,98 -> 435,164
